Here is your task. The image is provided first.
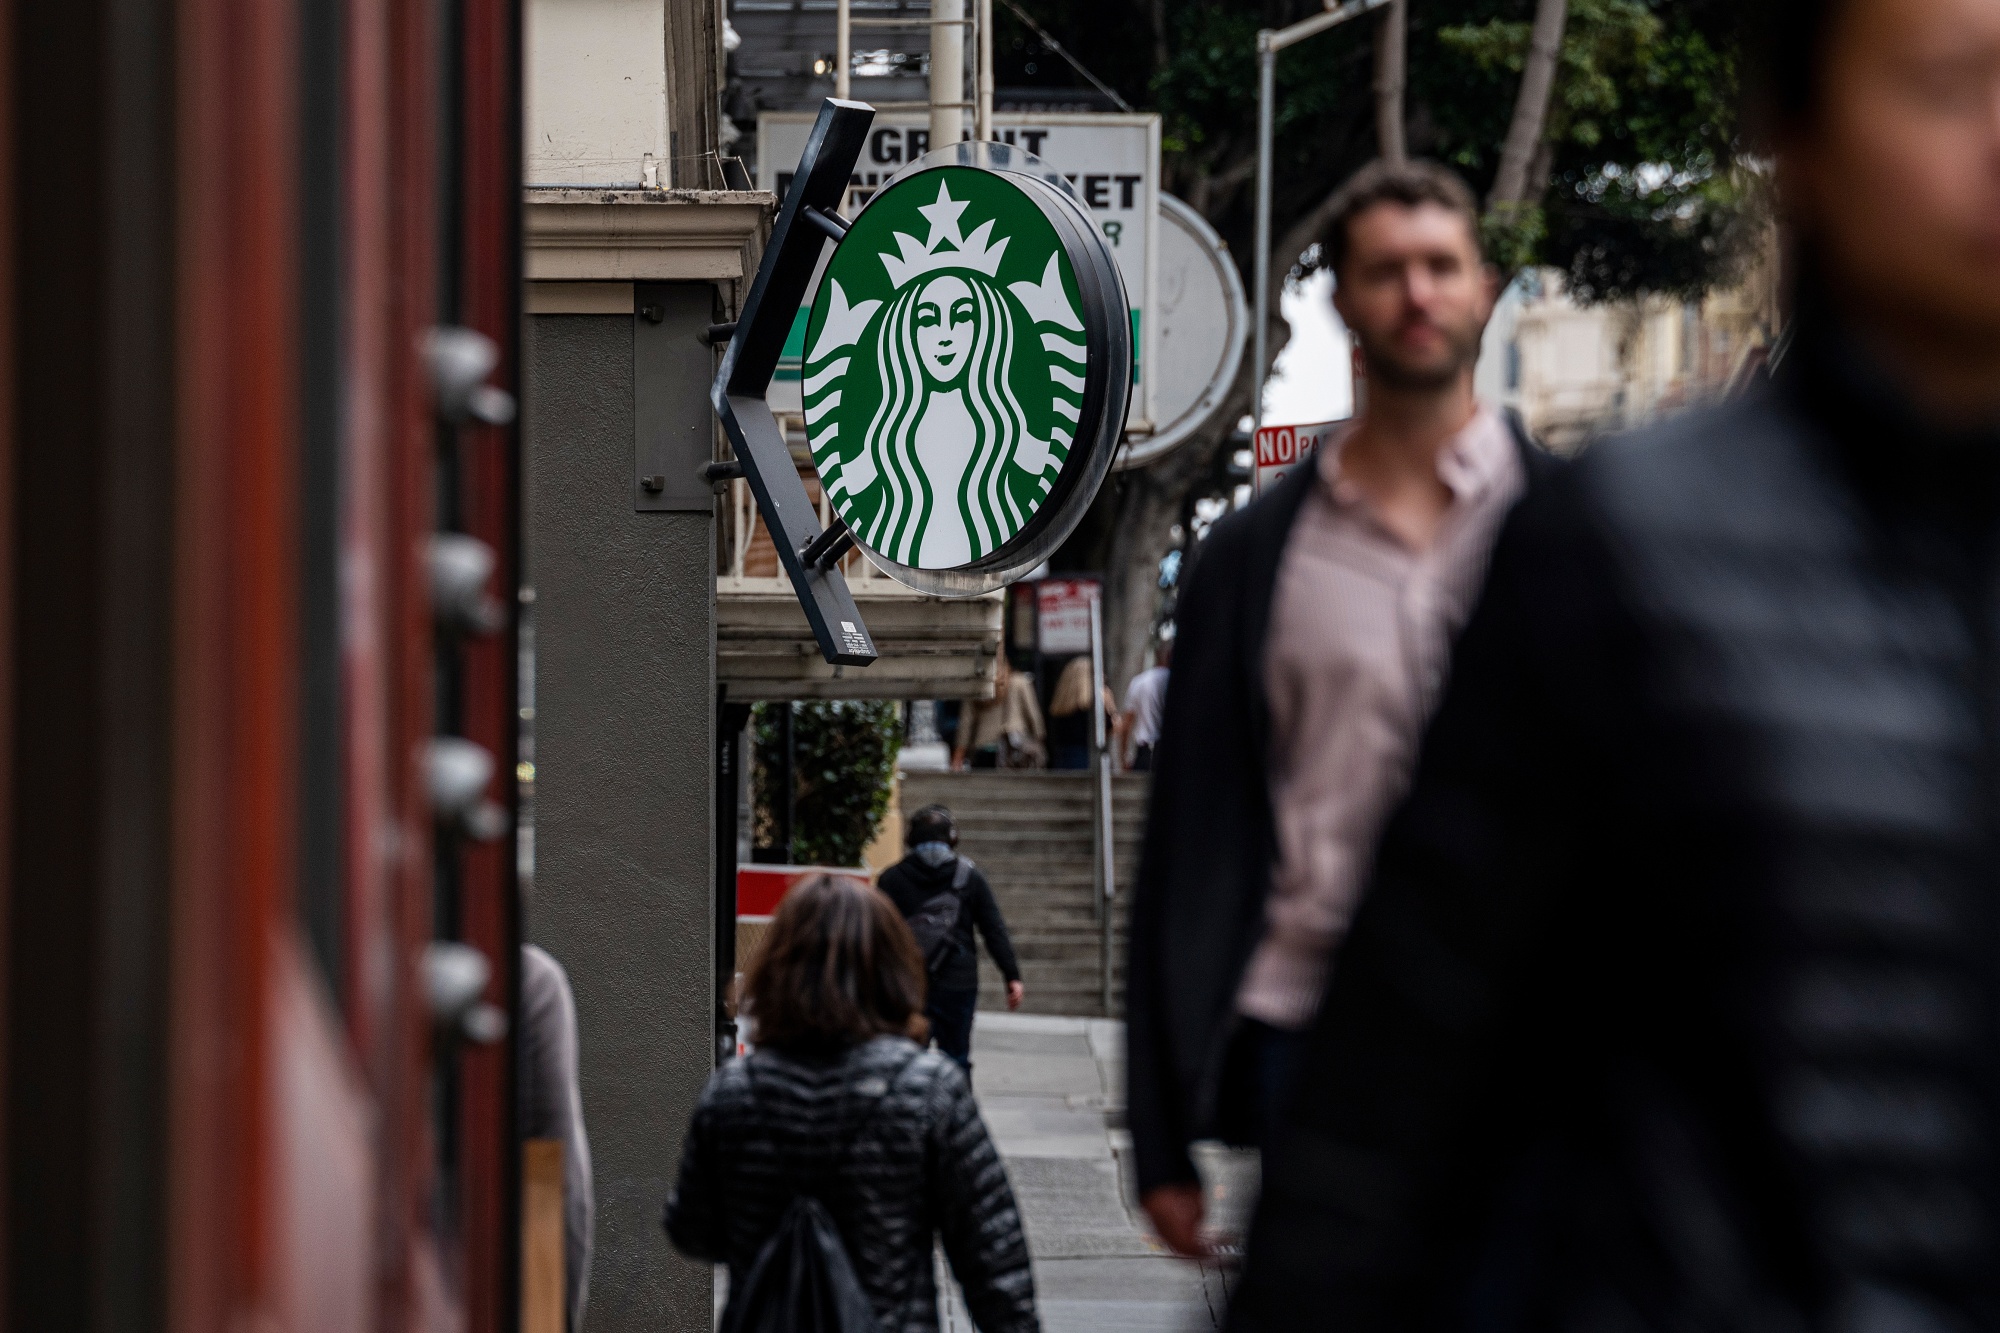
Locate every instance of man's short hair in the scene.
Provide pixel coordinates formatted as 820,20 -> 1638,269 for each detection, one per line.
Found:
906,803 -> 957,847
1318,160 -> 1482,277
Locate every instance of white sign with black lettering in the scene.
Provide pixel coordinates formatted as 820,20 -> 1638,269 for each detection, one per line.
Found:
757,112 -> 1160,432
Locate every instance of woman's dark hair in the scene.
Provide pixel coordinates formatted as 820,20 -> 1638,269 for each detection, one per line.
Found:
1743,0 -> 1851,138
905,803 -> 957,848
742,874 -> 927,1051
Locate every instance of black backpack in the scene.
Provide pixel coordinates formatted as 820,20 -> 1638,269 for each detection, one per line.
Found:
902,856 -> 975,977
722,1053 -> 918,1333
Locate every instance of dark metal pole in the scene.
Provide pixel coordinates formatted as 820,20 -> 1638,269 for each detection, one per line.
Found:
1090,588 -> 1115,1016
712,98 -> 880,667
1253,35 -> 1273,437
778,704 -> 797,864
716,697 -> 752,1064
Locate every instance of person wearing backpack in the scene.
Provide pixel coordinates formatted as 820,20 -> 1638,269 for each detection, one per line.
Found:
664,874 -> 1038,1333
877,805 -> 1024,1077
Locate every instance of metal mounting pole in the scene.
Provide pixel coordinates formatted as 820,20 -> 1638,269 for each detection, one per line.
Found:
1089,587 -> 1115,1015
1253,35 -> 1274,435
779,704 -> 796,863
715,698 -> 752,1064
836,0 -> 851,100
931,0 -> 966,146
976,0 -> 994,140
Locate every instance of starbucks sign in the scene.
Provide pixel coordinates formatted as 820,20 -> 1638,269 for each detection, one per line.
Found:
802,151 -> 1130,595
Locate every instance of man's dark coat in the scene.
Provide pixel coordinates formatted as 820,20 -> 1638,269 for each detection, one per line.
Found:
1230,322 -> 2000,1325
1124,417 -> 1555,1195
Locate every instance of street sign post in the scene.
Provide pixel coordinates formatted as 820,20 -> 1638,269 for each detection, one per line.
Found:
1253,0 -> 1392,433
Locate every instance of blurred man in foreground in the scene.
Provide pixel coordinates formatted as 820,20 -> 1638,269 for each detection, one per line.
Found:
1231,0 -> 2000,1325
1125,161 -> 1556,1258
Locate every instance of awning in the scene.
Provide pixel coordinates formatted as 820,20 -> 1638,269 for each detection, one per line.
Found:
718,575 -> 1001,701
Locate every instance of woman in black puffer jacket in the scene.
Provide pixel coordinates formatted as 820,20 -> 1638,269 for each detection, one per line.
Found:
664,874 -> 1039,1333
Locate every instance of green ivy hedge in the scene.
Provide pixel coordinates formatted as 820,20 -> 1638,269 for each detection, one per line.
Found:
752,701 -> 903,868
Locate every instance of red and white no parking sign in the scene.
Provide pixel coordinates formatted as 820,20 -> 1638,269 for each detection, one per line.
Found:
1252,418 -> 1346,496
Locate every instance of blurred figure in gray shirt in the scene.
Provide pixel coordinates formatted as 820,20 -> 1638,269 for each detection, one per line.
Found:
520,944 -> 593,1331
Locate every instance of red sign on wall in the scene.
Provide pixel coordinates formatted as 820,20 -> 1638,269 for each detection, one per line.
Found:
737,864 -> 872,917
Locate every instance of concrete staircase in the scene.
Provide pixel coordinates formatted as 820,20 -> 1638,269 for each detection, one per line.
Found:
898,770 -> 1147,1018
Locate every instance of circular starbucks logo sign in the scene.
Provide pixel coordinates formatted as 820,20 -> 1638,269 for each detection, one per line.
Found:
803,163 -> 1127,588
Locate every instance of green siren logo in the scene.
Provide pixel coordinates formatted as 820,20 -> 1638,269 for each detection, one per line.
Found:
803,167 -> 1088,570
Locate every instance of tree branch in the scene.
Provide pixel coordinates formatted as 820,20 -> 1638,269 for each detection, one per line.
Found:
1488,0 -> 1567,211
1200,151 -> 1260,209
1373,0 -> 1407,164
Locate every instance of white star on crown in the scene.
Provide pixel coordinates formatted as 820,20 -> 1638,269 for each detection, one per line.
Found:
879,180 -> 1010,287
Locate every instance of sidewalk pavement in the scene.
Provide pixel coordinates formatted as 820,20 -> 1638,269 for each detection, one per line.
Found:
939,1013 -> 1258,1333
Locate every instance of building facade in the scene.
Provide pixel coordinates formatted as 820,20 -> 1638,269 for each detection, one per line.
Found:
1477,253 -> 1782,453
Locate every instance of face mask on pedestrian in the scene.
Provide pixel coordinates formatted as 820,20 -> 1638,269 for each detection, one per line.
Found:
912,841 -> 955,867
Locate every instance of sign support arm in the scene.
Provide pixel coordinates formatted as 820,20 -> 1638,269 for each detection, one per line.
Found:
712,98 -> 880,667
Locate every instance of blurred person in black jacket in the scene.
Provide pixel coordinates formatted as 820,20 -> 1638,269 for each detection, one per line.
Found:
879,804 -> 1024,1076
1230,0 -> 2000,1327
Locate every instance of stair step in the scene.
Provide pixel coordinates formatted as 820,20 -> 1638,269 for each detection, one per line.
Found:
984,913 -> 1126,927
902,771 -> 1148,1018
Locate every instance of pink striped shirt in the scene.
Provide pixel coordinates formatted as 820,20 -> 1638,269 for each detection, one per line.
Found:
1235,407 -> 1523,1030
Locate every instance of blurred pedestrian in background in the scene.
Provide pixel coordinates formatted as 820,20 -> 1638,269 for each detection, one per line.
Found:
879,804 -> 1025,1075
1046,655 -> 1116,771
1231,0 -> 2000,1325
954,656 -> 1045,770
665,874 -> 1038,1333
935,699 -> 963,762
1125,159 -> 1556,1259
1120,641 -> 1171,772
519,946 -> 594,1333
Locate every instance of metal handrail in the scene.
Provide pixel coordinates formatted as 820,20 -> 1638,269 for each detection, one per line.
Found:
1089,587 -> 1116,1014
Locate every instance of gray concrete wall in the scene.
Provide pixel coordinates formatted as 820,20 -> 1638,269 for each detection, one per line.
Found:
525,306 -> 715,1332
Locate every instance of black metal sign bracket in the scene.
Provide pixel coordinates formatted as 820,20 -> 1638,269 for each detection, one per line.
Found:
711,98 -> 879,668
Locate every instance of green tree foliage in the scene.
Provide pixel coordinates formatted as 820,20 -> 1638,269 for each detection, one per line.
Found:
1001,0 -> 1754,303
753,702 -> 903,868
1003,0 -> 1756,701
1428,0 -> 1753,298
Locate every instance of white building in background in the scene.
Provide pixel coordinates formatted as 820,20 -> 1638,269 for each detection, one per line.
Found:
1258,245 -> 1781,457
525,0 -> 670,187
1477,260 -> 1781,453
1264,269 -> 1355,428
